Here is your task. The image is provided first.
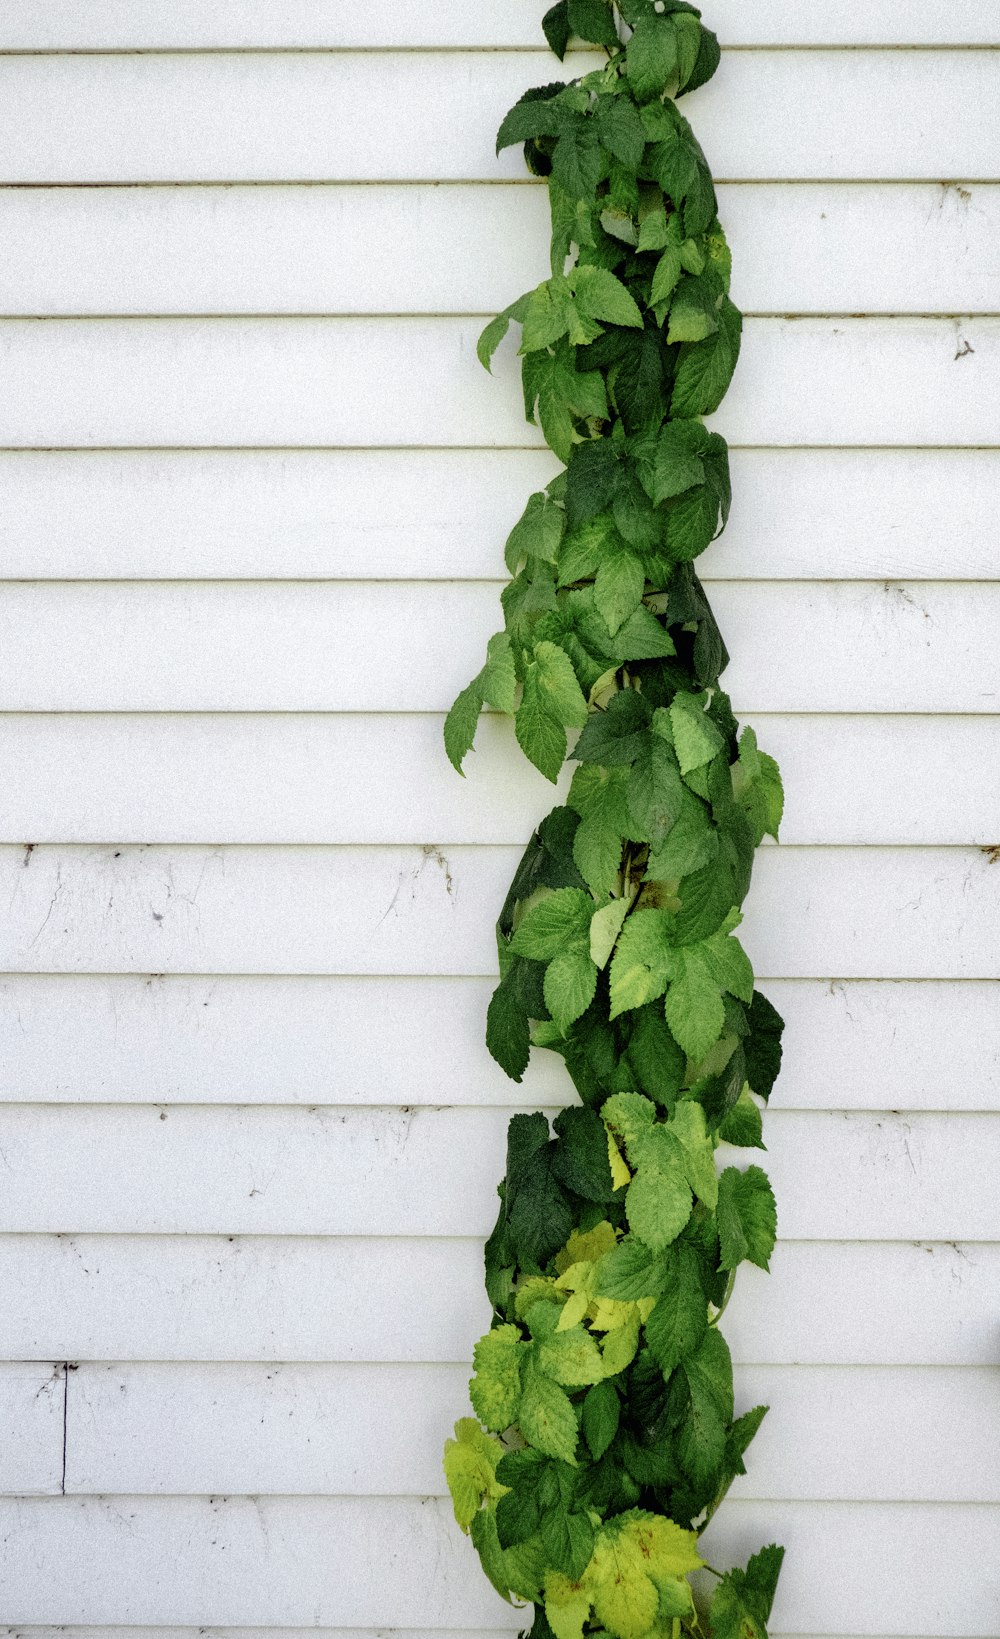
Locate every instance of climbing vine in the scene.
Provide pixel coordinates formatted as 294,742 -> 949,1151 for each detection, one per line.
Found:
443,5 -> 785,1638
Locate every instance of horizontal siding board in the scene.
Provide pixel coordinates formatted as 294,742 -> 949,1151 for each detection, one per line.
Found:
2,1235 -> 993,1367
0,1494 -> 994,1634
3,712 -> 999,846
3,843 -> 1000,979
0,975 -> 997,1112
2,581 -> 998,713
0,53 -> 997,183
65,1361 -> 1000,1504
0,1105 -> 993,1239
0,447 -> 996,582
0,317 -> 995,447
1,1 -> 998,47
1,183 -> 997,317
0,1361 -> 64,1495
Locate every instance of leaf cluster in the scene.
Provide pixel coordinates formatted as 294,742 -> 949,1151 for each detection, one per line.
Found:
443,7 -> 787,1637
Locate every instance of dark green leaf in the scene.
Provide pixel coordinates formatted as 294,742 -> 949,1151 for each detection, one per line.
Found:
552,123 -> 607,202
573,687 -> 652,766
542,1 -> 571,58
644,1240 -> 708,1373
496,92 -> 565,154
567,0 -> 619,48
717,1164 -> 778,1272
595,94 -> 647,170
671,296 -> 742,418
565,437 -> 619,528
745,990 -> 785,1102
582,1379 -> 620,1459
552,1105 -> 618,1201
626,1003 -> 687,1107
486,970 -> 531,1082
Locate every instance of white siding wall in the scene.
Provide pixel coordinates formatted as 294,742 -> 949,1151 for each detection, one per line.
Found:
0,5 -> 997,1638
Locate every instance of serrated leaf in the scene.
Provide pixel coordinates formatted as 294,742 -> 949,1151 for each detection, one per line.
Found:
646,786 -> 718,881
719,1087 -> 765,1149
521,278 -> 574,354
626,1003 -> 687,1107
709,1543 -> 785,1639
443,1418 -> 506,1529
644,1240 -> 708,1372
626,16 -> 679,102
444,678 -> 483,773
602,1090 -> 657,1155
536,640 -> 590,726
596,1235 -> 669,1301
650,241 -> 683,310
745,989 -> 785,1102
542,0 -> 571,59
671,295 -> 742,417
486,969 -> 531,1082
470,1508 -> 514,1603
481,631 -> 517,715
511,887 -> 594,960
608,908 -> 674,1017
552,123 -> 607,202
568,0 -> 619,46
625,1150 -> 692,1253
666,272 -> 720,345
471,1324 -> 526,1431
594,543 -> 644,636
586,1512 -> 701,1639
670,1097 -> 718,1207
611,326 -> 667,433
552,1105 -> 617,1202
669,691 -> 725,775
589,896 -> 630,968
573,686 -> 651,765
544,948 -> 599,1032
595,94 -> 646,169
538,1321 -> 606,1387
541,1504 -> 596,1582
717,1164 -> 777,1271
545,1572 -> 590,1639
582,1378 -> 620,1459
496,93 -> 564,154
663,952 -> 726,1062
518,1365 -> 580,1463
517,665 -> 568,782
627,736 -> 684,843
572,265 -> 644,330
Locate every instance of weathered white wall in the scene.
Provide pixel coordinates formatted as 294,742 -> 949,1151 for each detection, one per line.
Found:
0,4 -> 997,1637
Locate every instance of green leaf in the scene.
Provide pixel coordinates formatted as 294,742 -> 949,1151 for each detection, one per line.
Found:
542,1504 -> 596,1581
571,265 -> 644,330
663,949 -> 726,1062
594,542 -> 644,636
646,787 -> 718,881
719,1087 -> 765,1149
596,95 -> 647,170
544,948 -> 599,1032
626,1003 -> 687,1107
670,1097 -> 719,1208
542,1 -> 571,59
602,1090 -> 657,1156
678,1331 -> 729,1488
478,295 -> 528,372
669,691 -> 725,775
537,640 -> 590,726
552,1105 -> 617,1202
538,1321 -> 606,1387
505,1112 -> 575,1270
486,969 -> 531,1082
745,989 -> 785,1102
608,908 -> 674,1017
582,1379 -> 620,1459
717,1164 -> 778,1271
496,93 -> 564,154
444,678 -> 483,773
573,687 -> 651,765
511,887 -> 594,960
671,295 -> 742,417
650,241 -> 683,310
626,16 -> 679,102
627,736 -> 684,843
625,1144 -> 692,1252
647,420 -> 705,503
471,1324 -> 526,1431
518,1364 -> 580,1463
569,763 -> 633,898
470,1508 -> 514,1604
709,1544 -> 785,1639
611,326 -> 667,433
481,632 -> 518,714
565,437 -> 619,528
589,896 -> 630,968
673,12 -> 703,90
568,0 -> 619,48
644,1240 -> 708,1372
443,1418 -> 506,1529
521,278 -> 574,354
552,123 -> 607,202
685,24 -> 722,95
667,272 -> 720,345
596,1234 -> 671,1301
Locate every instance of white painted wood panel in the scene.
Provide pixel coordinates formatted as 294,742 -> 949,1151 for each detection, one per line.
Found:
0,317 -> 994,447
1,975 -> 997,1113
0,1493 -> 994,1634
2,581 -> 998,714
2,1235 -> 993,1367
2,183 -> 996,317
0,54 -> 996,184
1,448 -> 996,582
64,1361 -> 1000,1504
0,1362 -> 65,1496
1,1 -> 997,47
0,1104 -> 992,1240
3,843 -> 1000,979
5,713 -> 999,847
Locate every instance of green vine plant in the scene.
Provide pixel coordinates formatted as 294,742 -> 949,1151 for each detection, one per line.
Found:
442,5 -> 786,1638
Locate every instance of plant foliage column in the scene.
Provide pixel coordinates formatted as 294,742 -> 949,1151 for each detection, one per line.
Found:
443,5 -> 786,1637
